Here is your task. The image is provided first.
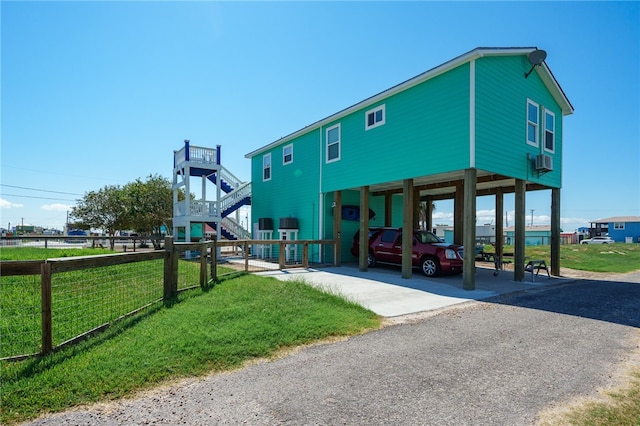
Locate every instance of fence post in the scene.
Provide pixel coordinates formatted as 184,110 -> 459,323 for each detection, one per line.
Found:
163,236 -> 177,300
200,242 -> 207,289
41,261 -> 53,355
279,241 -> 285,269
302,243 -> 308,269
211,239 -> 217,281
244,240 -> 249,272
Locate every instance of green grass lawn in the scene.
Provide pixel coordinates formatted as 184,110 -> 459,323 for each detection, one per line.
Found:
484,243 -> 640,273
0,272 -> 379,425
0,247 -> 204,358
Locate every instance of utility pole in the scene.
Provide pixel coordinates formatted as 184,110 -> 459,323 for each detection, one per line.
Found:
530,209 -> 534,226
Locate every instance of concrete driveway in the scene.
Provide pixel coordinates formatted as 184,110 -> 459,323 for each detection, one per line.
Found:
257,264 -> 570,317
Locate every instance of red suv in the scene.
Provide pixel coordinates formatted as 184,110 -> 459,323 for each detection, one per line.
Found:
350,227 -> 463,277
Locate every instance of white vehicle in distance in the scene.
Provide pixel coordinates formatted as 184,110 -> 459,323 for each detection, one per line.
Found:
580,236 -> 615,245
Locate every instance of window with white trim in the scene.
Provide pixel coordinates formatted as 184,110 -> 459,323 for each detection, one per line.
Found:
365,104 -> 385,130
614,222 -> 625,230
283,144 -> 293,165
526,100 -> 539,146
262,153 -> 271,181
544,110 -> 555,152
326,124 -> 341,163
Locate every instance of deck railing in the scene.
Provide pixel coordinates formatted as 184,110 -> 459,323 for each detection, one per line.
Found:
174,143 -> 219,168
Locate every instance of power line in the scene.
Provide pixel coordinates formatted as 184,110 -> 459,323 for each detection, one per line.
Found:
0,193 -> 78,201
0,184 -> 83,196
0,164 -> 114,182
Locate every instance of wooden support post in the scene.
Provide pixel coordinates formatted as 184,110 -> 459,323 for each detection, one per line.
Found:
359,186 -> 369,272
425,195 -> 433,232
514,179 -> 526,282
413,188 -> 420,230
551,187 -> 561,276
244,240 -> 249,272
41,261 -> 53,355
384,193 -> 392,227
279,241 -> 285,269
211,239 -> 217,281
402,179 -> 414,279
454,180 -> 464,245
163,236 -> 178,300
463,168 -> 477,290
333,191 -> 342,266
303,243 -> 309,269
200,242 -> 207,289
495,187 -> 504,262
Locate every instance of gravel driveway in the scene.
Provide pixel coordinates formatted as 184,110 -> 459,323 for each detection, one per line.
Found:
26,278 -> 640,425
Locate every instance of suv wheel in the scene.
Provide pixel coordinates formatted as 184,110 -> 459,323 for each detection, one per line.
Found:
368,251 -> 377,268
421,257 -> 440,277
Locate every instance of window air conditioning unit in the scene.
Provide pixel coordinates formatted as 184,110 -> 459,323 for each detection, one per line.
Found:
535,154 -> 553,172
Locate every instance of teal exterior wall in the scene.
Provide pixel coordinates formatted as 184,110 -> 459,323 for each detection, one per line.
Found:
321,63 -> 471,193
475,56 -> 563,188
250,129 -> 321,241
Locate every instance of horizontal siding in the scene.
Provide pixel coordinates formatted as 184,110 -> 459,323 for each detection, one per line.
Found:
250,130 -> 321,239
322,63 -> 470,192
475,56 -> 563,188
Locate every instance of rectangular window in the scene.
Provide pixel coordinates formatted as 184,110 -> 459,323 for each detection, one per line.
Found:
614,222 -> 625,230
326,124 -> 341,163
262,153 -> 271,181
365,104 -> 385,130
283,144 -> 293,165
526,100 -> 539,146
544,110 -> 555,152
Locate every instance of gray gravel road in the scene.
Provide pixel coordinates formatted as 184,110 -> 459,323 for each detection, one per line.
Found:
27,279 -> 640,425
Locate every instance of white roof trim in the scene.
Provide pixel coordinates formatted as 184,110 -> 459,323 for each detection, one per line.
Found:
246,47 -> 573,159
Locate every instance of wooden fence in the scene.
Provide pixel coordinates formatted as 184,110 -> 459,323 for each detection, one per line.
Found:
0,237 -> 336,360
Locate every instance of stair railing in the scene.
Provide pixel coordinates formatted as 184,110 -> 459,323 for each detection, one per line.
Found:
221,217 -> 251,240
220,182 -> 251,214
218,166 -> 244,191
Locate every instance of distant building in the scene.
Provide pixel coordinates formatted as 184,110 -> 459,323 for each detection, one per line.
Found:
504,225 -> 553,246
588,216 -> 640,243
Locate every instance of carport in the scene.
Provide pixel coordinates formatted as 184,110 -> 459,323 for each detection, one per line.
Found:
332,171 -> 563,291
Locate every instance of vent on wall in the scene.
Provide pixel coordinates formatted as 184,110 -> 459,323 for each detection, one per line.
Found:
535,154 -> 553,172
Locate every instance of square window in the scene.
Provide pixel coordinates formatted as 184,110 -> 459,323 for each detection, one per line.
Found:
326,124 -> 341,163
365,104 -> 385,130
283,144 -> 293,165
614,222 -> 625,230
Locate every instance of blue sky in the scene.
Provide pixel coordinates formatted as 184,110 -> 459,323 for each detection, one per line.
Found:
1,1 -> 638,232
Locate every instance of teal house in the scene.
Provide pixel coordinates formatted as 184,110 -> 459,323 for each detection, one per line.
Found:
504,226 -> 554,246
245,47 -> 573,289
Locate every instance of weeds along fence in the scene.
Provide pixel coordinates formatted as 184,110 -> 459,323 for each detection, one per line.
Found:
0,237 -> 336,360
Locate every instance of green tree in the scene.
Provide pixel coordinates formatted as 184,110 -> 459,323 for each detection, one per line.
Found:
70,185 -> 128,249
123,175 -> 175,248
